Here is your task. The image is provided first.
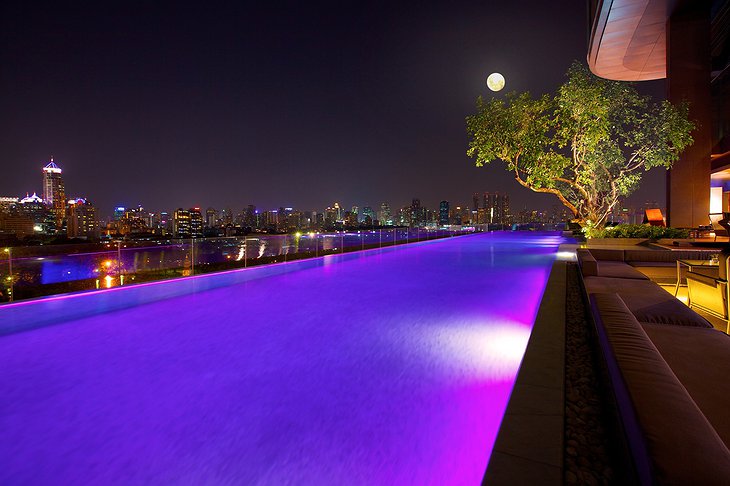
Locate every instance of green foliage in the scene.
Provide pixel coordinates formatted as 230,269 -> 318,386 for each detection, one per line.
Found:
466,62 -> 695,228
589,224 -> 690,239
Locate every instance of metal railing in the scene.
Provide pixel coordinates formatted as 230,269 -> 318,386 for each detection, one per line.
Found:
0,228 -> 474,303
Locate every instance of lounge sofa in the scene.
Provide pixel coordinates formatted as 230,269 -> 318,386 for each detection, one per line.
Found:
578,247 -> 730,484
591,293 -> 730,484
577,248 -> 714,328
579,247 -> 719,285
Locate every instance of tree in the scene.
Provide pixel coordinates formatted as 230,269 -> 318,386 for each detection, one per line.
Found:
466,62 -> 695,229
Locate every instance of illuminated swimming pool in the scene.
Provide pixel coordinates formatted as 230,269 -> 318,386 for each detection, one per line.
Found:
0,232 -> 565,485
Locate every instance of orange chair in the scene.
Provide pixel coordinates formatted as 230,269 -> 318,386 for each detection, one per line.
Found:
643,208 -> 666,227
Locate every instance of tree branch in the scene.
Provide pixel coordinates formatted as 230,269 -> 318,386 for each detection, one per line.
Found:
513,166 -> 579,216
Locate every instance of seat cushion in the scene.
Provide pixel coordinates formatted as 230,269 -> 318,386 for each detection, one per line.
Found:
643,323 -> 730,448
628,264 -> 678,284
583,276 -> 713,328
590,293 -> 730,484
597,261 -> 649,280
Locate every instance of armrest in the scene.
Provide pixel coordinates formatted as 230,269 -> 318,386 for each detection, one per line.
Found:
576,249 -> 598,277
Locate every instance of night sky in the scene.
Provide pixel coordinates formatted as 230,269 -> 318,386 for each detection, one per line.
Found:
0,1 -> 666,217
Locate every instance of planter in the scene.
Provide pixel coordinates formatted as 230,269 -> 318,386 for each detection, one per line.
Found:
586,238 -> 649,246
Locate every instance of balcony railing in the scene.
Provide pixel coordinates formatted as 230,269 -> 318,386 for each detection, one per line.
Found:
0,228 -> 474,303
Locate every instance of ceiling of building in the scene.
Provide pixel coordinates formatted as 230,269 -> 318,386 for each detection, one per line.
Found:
588,0 -> 670,81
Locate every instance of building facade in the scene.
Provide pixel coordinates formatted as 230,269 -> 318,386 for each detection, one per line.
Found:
42,159 -> 65,229
66,198 -> 99,239
587,0 -> 730,227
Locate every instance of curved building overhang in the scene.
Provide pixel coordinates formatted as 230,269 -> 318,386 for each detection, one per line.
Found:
588,0 -> 675,81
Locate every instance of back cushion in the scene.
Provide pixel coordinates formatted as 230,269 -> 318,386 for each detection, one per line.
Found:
588,248 -> 625,261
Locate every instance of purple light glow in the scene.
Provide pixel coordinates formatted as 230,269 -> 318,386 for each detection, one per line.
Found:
0,233 -> 563,484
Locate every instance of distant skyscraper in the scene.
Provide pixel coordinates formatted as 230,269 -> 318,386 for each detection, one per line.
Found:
173,208 -> 191,237
189,208 -> 203,237
244,205 -> 257,228
439,201 -> 449,226
334,202 -> 342,222
66,198 -> 98,239
345,210 -> 358,227
325,203 -> 343,228
42,158 -> 65,229
220,208 -> 234,225
410,198 -> 424,227
472,193 -> 480,211
362,206 -> 375,225
378,202 -> 392,226
113,206 -> 126,221
483,192 -> 510,225
205,207 -> 218,228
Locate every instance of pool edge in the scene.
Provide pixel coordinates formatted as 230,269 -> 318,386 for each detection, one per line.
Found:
482,255 -> 569,484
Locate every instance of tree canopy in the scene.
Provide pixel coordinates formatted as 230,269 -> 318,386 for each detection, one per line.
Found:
466,62 -> 695,228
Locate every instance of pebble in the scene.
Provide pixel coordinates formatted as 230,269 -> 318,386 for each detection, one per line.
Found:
564,264 -> 627,484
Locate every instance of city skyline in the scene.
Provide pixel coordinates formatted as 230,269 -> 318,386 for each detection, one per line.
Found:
3,156 -> 662,222
0,1 -> 668,215
4,156 -> 524,218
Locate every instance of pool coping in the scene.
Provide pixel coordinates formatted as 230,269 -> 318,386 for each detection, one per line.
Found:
482,245 -> 575,484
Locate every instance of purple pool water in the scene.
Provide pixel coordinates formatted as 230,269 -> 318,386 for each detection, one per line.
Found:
0,232 -> 564,485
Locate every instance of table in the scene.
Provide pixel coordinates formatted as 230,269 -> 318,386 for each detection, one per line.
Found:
675,259 -> 720,296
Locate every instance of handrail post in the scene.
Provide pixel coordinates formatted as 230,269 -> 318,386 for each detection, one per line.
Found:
5,247 -> 12,302
117,241 -> 123,285
190,238 -> 194,276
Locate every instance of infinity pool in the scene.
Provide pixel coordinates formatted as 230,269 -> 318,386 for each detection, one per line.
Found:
0,232 -> 564,485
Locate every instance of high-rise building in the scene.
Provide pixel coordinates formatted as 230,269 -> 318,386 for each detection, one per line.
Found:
472,193 -> 480,211
113,206 -> 126,221
300,210 -> 317,229
286,210 -> 302,231
325,203 -> 342,228
483,192 -> 510,225
66,198 -> 98,239
345,210 -> 358,227
220,208 -> 234,225
362,206 -> 375,225
173,208 -> 191,238
115,206 -> 150,235
410,198 -> 425,227
158,212 -> 171,235
398,206 -> 411,226
205,207 -> 218,228
189,208 -> 204,237
15,193 -> 53,233
439,201 -> 450,226
378,202 -> 392,226
42,158 -> 65,229
244,205 -> 257,229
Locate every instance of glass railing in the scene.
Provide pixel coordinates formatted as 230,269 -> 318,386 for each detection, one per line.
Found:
0,228 -> 474,304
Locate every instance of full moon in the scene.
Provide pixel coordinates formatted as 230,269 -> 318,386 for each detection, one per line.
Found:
487,72 -> 505,92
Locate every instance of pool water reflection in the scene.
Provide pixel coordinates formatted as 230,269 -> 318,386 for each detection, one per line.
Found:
0,232 -> 564,485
